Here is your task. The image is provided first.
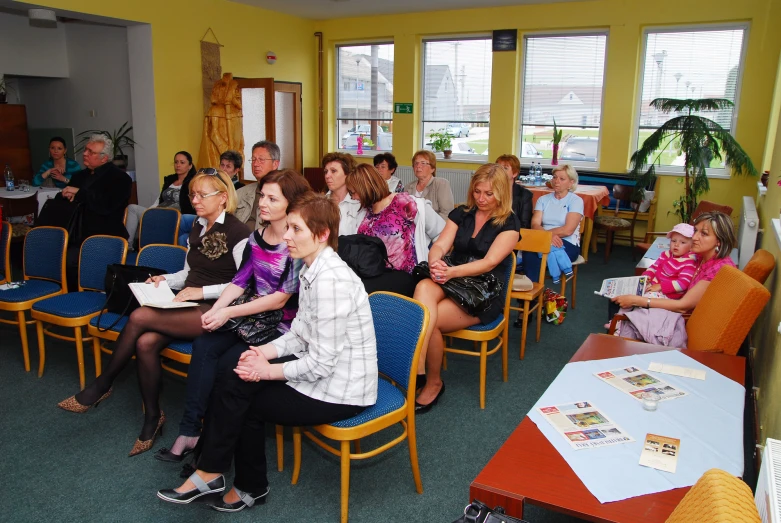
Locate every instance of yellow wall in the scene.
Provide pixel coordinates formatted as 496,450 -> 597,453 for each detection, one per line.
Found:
29,0 -> 318,177
315,0 -> 781,231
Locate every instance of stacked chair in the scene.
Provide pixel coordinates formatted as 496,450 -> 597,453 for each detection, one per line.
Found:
32,235 -> 128,389
442,256 -> 515,408
0,226 -> 68,372
288,292 -> 429,523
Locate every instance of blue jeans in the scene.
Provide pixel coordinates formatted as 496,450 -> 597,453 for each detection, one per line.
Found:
178,214 -> 196,246
523,240 -> 579,283
546,245 -> 574,281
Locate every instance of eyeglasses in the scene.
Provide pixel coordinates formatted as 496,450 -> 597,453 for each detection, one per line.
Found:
198,168 -> 219,175
413,161 -> 431,167
249,157 -> 273,164
84,147 -> 102,156
189,190 -> 222,201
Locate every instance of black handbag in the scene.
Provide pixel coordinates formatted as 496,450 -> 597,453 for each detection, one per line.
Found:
215,290 -> 284,345
36,194 -> 84,244
337,234 -> 389,278
95,264 -> 166,331
452,500 -> 528,523
412,257 -> 502,317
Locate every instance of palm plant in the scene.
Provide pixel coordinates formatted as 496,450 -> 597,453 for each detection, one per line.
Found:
629,98 -> 757,223
75,122 -> 137,158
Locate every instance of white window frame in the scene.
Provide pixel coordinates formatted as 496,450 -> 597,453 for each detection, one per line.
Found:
420,34 -> 492,163
518,30 -> 609,171
631,23 -> 749,179
335,40 -> 395,156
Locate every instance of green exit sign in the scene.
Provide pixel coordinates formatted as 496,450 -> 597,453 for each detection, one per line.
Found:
394,103 -> 413,114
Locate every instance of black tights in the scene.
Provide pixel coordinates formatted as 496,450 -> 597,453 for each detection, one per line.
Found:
75,305 -> 207,440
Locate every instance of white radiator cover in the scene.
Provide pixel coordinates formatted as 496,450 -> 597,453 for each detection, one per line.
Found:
756,438 -> 781,523
396,166 -> 475,205
738,195 -> 760,269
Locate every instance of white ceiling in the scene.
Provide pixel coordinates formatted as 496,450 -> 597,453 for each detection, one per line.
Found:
229,0 -> 576,20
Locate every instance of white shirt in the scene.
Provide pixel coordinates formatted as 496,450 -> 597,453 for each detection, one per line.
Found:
162,211 -> 248,300
327,191 -> 366,236
272,247 -> 378,406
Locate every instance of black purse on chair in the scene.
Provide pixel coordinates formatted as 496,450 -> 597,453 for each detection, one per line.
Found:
412,256 -> 502,317
95,264 -> 167,332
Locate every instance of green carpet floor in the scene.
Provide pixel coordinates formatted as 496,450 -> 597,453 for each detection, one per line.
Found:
1,246 -> 638,523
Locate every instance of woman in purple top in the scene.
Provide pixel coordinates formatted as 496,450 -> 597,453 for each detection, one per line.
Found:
347,163 -> 418,297
155,170 -> 312,462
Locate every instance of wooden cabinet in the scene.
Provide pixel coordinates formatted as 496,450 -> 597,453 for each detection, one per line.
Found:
0,104 -> 33,179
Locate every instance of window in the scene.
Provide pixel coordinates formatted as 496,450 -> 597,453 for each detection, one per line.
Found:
422,37 -> 492,158
520,33 -> 607,166
636,26 -> 747,171
336,43 -> 394,153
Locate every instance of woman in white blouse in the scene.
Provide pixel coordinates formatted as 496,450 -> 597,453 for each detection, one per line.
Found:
323,151 -> 366,235
158,192 -> 378,513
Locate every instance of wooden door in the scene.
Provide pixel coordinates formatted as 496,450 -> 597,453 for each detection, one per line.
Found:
273,82 -> 303,172
235,78 -> 275,181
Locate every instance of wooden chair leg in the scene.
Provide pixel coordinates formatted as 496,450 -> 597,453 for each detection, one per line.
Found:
18,311 -> 30,372
36,320 -> 46,378
93,337 -> 103,377
572,268 -> 578,309
501,318 -> 509,382
604,230 -> 613,263
520,300 -> 530,360
292,427 -> 301,485
407,412 -> 423,494
479,340 -> 487,409
353,440 -> 361,454
75,327 -> 86,390
276,425 -> 284,472
340,440 -> 351,523
535,294 -> 543,342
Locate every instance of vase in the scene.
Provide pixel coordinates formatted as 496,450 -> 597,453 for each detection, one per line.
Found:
761,170 -> 769,187
356,135 -> 363,156
551,143 -> 559,166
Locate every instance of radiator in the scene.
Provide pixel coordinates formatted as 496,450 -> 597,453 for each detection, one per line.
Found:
396,166 -> 475,205
738,195 -> 760,269
756,438 -> 781,523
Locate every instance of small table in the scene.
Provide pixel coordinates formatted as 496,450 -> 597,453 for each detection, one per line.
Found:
522,185 -> 610,262
0,187 -> 61,215
635,237 -> 670,275
469,333 -> 745,522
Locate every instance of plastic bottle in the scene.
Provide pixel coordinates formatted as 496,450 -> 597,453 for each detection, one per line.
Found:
4,164 -> 14,191
535,163 -> 542,186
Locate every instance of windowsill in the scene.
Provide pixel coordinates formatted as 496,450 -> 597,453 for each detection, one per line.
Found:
758,181 -> 768,197
773,219 -> 781,251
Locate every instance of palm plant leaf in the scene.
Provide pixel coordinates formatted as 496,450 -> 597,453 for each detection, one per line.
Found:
650,97 -> 734,113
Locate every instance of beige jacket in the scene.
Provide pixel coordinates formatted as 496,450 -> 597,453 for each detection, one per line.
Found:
404,176 -> 455,222
235,182 -> 258,224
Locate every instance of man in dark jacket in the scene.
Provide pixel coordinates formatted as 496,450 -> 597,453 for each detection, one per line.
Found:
61,134 -> 131,289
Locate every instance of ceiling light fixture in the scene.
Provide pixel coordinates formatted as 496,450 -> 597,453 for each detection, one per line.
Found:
28,8 -> 58,29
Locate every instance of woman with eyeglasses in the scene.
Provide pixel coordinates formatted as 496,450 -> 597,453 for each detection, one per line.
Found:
125,151 -> 198,250
404,150 -> 454,222
58,169 -> 251,457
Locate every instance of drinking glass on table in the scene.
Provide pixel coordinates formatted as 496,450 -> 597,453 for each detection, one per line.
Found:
19,179 -> 30,192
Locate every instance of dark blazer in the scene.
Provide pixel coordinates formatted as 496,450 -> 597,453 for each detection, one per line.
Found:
160,171 -> 196,214
512,184 -> 534,229
68,162 -> 132,242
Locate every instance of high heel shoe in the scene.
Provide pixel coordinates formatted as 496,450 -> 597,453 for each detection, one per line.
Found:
129,412 -> 166,457
57,388 -> 113,413
414,382 -> 445,414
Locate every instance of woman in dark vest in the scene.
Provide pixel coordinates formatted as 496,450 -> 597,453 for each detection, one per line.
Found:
57,169 -> 250,457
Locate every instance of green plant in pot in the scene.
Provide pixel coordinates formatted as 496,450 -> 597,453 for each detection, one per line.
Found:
76,122 -> 137,169
629,98 -> 756,223
428,129 -> 453,159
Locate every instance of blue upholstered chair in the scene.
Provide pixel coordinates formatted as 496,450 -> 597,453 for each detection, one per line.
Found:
87,244 -> 188,377
0,221 -> 10,285
442,255 -> 516,409
0,226 -> 68,373
32,235 -> 128,389
126,208 -> 181,265
289,292 -> 430,523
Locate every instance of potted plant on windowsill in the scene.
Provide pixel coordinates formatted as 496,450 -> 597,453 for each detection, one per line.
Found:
428,129 -> 453,159
75,122 -> 137,169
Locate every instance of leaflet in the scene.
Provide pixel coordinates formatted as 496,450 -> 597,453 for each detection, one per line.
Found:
537,401 -> 635,450
639,433 -> 680,473
594,276 -> 648,298
595,366 -> 687,402
127,281 -> 199,309
648,362 -> 706,381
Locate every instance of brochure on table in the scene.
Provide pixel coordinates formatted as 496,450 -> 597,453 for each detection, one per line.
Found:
537,401 -> 634,450
640,433 -> 681,474
594,367 -> 687,402
527,350 -> 744,504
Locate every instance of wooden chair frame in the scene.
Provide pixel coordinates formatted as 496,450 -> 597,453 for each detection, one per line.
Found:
32,235 -> 128,389
442,255 -> 516,409
0,226 -> 68,373
509,229 -> 551,360
0,221 -> 11,285
559,219 -> 587,309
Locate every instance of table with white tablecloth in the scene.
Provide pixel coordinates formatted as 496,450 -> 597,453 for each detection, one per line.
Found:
0,187 -> 61,216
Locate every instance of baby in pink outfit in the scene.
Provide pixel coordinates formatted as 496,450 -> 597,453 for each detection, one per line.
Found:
642,223 -> 698,299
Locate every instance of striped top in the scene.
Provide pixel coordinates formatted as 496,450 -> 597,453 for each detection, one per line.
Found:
642,250 -> 698,299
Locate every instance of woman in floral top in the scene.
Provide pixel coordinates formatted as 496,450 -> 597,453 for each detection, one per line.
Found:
347,163 -> 418,296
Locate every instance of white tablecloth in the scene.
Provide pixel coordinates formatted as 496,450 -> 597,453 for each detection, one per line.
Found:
0,187 -> 61,214
528,350 -> 744,504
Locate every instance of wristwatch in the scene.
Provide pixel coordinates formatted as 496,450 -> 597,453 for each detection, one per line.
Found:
646,298 -> 651,309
